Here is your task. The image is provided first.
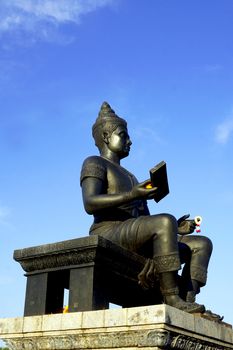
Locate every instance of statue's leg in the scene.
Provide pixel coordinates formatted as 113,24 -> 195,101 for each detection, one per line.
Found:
136,214 -> 205,313
178,235 -> 213,302
177,241 -> 192,301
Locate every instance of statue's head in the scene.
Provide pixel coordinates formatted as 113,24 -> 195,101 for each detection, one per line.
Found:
92,102 -> 128,152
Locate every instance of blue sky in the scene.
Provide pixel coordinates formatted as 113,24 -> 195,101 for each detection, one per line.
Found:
0,0 -> 233,327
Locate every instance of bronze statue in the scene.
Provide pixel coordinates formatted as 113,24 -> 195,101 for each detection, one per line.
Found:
80,102 -> 213,314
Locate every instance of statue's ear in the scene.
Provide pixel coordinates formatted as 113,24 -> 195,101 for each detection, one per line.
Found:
102,132 -> 109,144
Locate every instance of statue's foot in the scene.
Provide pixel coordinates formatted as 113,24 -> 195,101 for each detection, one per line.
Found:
165,295 -> 205,314
186,290 -> 196,303
172,300 -> 205,314
202,310 -> 224,322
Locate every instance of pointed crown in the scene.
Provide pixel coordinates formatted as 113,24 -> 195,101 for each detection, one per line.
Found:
92,102 -> 127,137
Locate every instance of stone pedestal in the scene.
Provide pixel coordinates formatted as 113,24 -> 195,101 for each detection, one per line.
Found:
0,304 -> 232,350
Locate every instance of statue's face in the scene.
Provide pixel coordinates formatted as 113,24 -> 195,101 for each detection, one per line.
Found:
106,125 -> 132,158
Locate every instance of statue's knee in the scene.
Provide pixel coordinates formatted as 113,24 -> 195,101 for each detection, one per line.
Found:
160,213 -> 177,232
150,214 -> 177,243
198,236 -> 213,255
145,214 -> 177,246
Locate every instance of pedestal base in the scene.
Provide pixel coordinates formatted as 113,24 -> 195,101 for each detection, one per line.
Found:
0,305 -> 232,350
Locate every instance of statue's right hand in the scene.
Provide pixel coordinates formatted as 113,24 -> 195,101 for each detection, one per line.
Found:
130,180 -> 158,200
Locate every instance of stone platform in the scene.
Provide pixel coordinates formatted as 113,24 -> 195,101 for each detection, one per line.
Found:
0,304 -> 232,350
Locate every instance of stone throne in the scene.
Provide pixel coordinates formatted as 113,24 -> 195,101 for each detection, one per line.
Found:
14,235 -> 162,316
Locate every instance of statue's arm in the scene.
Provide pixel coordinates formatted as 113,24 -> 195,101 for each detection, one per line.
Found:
82,177 -> 157,215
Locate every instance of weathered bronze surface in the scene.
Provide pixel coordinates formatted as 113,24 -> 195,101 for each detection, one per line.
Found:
80,102 -> 213,314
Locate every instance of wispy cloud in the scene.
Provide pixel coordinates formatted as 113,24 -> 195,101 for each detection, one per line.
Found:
132,126 -> 163,144
215,114 -> 233,144
0,0 -> 115,45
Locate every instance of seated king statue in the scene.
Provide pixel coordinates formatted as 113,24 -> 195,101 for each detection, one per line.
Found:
80,101 -> 213,314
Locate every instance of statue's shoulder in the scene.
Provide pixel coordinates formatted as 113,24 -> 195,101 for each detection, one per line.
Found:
82,155 -> 105,166
81,155 -> 108,171
80,156 -> 107,185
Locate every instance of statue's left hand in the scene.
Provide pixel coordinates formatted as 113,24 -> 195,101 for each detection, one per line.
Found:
177,214 -> 196,235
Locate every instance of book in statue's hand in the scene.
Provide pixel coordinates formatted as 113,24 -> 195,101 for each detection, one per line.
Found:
150,161 -> 169,203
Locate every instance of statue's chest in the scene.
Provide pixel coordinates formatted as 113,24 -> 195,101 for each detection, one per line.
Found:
106,164 -> 137,194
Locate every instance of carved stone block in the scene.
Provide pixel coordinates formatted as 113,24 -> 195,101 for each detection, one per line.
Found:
0,305 -> 232,350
